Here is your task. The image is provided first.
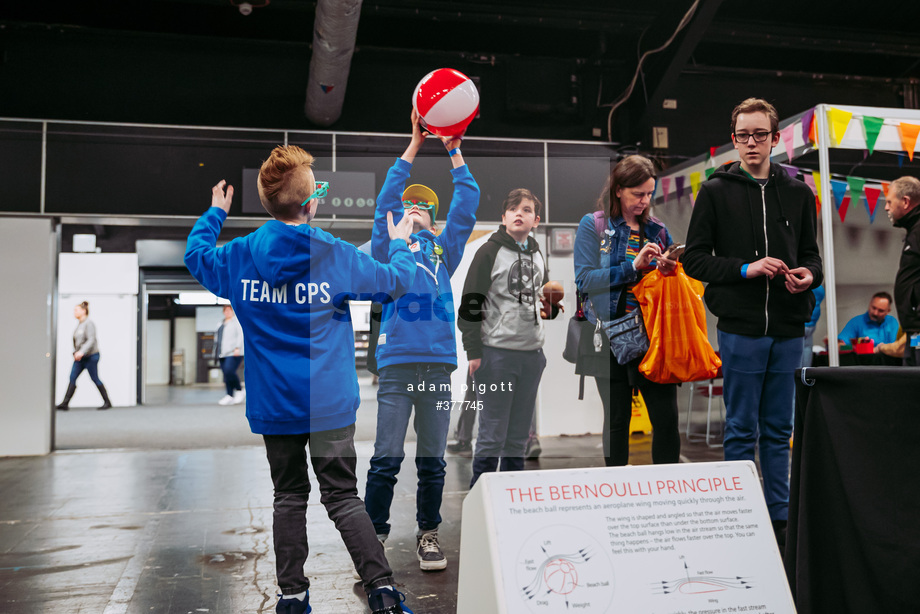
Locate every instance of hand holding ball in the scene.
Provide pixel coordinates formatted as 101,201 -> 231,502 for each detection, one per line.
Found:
540,281 -> 565,320
413,68 -> 479,138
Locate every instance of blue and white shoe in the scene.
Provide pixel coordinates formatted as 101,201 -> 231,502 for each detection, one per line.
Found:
275,592 -> 311,614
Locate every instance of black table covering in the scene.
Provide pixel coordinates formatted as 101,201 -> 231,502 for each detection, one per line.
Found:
787,367 -> 920,613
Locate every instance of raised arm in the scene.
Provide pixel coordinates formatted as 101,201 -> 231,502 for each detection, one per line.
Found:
184,181 -> 235,298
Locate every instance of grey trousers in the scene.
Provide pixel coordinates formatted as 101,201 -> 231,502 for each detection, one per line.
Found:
263,424 -> 394,594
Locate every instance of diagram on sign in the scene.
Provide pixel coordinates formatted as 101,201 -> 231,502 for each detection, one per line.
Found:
651,557 -> 754,596
516,525 -> 615,611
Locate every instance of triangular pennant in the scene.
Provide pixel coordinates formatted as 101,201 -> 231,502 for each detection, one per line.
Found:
882,181 -> 890,198
690,172 -> 701,204
827,108 -> 854,146
830,179 -> 848,210
675,176 -> 686,203
705,167 -> 716,179
837,195 -> 850,223
780,164 -> 799,178
780,125 -> 796,160
899,123 -> 920,161
846,176 -> 866,204
804,172 -> 820,216
899,152 -> 906,168
864,186 -> 882,223
709,146 -> 718,159
801,108 -> 815,143
320,84 -> 335,94
808,114 -> 818,145
861,116 -> 884,155
661,176 -> 671,203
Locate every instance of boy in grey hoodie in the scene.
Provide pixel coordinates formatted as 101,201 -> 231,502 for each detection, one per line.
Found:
458,188 -> 559,487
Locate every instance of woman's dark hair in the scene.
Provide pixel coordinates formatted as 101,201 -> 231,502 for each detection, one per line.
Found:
597,155 -> 657,223
78,301 -> 89,315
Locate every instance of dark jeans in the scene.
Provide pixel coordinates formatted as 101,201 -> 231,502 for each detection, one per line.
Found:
69,352 -> 103,386
595,360 -> 680,467
263,424 -> 393,594
220,355 -> 243,396
718,331 -> 801,522
365,363 -> 452,535
471,347 -> 546,487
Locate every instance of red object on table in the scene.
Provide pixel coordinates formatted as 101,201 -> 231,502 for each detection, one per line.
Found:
854,340 -> 875,355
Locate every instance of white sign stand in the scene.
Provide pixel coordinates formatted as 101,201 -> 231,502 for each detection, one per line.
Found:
458,461 -> 795,614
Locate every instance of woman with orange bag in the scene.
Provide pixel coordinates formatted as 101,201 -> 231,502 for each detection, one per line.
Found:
573,155 -> 680,466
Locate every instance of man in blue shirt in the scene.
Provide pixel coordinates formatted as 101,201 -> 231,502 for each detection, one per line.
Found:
838,291 -> 900,345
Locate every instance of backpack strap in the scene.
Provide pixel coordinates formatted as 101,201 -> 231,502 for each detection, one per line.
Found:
593,210 -> 606,238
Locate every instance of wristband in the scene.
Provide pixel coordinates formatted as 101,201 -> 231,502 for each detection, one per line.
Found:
448,147 -> 461,157
741,263 -> 749,279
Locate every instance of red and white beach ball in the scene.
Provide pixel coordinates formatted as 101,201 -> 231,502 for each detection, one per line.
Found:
412,68 -> 479,137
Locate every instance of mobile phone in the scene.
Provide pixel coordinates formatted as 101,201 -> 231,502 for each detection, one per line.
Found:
664,244 -> 685,259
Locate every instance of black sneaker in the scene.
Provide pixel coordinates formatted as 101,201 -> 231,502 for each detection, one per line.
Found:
446,441 -> 472,457
275,592 -> 311,614
416,530 -> 447,571
367,586 -> 413,613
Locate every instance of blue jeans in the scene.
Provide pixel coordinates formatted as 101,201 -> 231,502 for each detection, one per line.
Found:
69,352 -> 103,386
365,363 -> 452,535
471,347 -> 546,487
220,355 -> 243,396
264,424 -> 394,594
718,331 -> 803,521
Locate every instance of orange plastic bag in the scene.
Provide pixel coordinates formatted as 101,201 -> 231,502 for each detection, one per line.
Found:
633,263 -> 721,384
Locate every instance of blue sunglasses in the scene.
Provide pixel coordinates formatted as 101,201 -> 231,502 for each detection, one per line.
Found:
300,181 -> 330,207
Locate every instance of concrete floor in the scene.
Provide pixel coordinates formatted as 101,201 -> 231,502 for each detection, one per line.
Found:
3,377 -> 728,613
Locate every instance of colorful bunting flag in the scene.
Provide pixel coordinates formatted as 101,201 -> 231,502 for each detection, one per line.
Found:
661,176 -> 671,203
862,116 -> 884,155
675,176 -> 686,203
802,108 -> 815,143
837,196 -> 850,223
804,172 -> 821,216
780,164 -> 799,179
709,146 -> 718,159
898,122 -> 920,161
705,167 -> 716,179
864,186 -> 882,223
827,108 -> 853,146
690,172 -> 701,203
808,114 -> 818,146
830,179 -> 848,210
882,181 -> 890,198
846,176 -> 866,205
780,125 -> 796,160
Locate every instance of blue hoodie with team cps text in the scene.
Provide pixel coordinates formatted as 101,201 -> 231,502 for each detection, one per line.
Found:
185,207 -> 416,435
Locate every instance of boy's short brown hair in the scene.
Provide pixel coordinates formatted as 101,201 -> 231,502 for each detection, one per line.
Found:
258,145 -> 315,219
731,97 -> 780,134
501,188 -> 543,217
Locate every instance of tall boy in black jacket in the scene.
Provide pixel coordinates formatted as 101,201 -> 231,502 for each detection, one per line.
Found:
683,98 -> 823,548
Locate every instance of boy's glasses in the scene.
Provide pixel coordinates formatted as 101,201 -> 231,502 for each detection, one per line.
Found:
733,131 -> 773,144
402,200 -> 435,210
300,181 -> 330,206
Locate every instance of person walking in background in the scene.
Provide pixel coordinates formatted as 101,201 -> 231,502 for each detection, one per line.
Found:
573,155 -> 681,467
56,301 -> 112,411
215,304 -> 245,406
683,98 -> 823,550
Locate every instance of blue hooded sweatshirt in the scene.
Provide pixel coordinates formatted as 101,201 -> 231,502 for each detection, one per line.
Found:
371,157 -> 480,370
185,207 -> 416,435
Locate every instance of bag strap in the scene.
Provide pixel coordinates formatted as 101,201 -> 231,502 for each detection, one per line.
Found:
592,210 -> 606,238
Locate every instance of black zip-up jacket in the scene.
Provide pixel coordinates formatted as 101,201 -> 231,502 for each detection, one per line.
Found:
894,206 -> 920,333
683,161 -> 823,337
